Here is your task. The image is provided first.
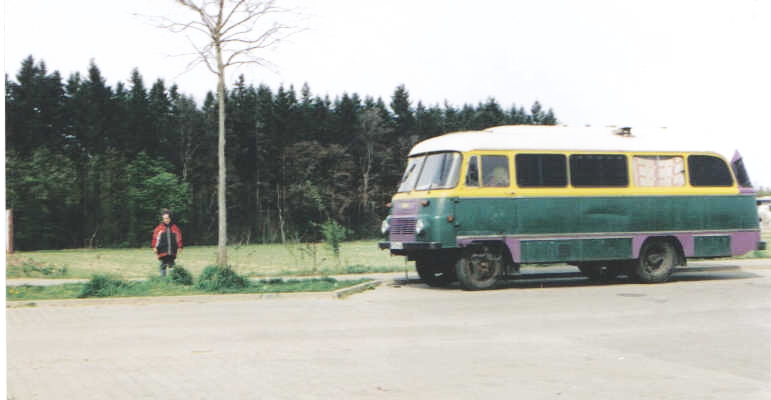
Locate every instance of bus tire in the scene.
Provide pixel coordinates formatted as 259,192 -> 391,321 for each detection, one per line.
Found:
577,263 -> 621,282
629,239 -> 676,283
416,257 -> 456,287
456,246 -> 502,291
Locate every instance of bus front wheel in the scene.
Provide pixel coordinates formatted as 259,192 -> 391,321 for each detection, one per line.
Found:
416,257 -> 456,287
629,240 -> 676,283
456,246 -> 502,291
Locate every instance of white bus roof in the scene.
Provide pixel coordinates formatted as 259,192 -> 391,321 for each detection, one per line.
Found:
408,125 -> 739,161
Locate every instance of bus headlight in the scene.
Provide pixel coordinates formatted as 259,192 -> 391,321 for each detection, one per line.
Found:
381,219 -> 390,235
415,219 -> 427,236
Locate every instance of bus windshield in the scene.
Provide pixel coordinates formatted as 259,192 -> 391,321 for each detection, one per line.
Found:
398,152 -> 462,192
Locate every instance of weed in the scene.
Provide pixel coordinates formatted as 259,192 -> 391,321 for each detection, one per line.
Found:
169,265 -> 194,285
196,266 -> 249,292
78,275 -> 130,298
5,261 -> 70,278
297,242 -> 325,272
321,220 -> 348,263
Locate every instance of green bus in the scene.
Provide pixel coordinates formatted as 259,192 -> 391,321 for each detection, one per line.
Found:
379,125 -> 765,290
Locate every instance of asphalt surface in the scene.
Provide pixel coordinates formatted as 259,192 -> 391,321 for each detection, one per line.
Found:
6,259 -> 771,399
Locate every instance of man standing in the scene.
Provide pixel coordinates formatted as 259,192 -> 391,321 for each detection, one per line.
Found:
152,209 -> 183,276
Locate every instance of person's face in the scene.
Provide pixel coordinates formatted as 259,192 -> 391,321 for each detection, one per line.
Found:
162,214 -> 171,224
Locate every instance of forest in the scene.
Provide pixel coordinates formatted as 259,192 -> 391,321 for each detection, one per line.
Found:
5,56 -> 558,250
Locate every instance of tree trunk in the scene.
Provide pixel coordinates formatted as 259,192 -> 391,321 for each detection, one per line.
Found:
362,142 -> 373,211
216,42 -> 228,266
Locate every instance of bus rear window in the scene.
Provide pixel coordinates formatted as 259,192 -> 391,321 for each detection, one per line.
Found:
398,152 -> 461,192
731,157 -> 752,188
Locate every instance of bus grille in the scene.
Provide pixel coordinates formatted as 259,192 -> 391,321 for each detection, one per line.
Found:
390,217 -> 416,242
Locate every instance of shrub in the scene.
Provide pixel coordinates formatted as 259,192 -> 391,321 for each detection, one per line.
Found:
169,265 -> 193,286
79,275 -> 129,298
321,220 -> 348,261
196,266 -> 249,292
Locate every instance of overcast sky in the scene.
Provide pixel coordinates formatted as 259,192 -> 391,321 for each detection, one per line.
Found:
4,0 -> 771,186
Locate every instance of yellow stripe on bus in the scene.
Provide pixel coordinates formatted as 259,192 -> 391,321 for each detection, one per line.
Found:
393,185 -> 740,200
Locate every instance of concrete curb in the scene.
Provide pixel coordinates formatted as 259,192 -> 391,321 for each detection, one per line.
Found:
6,278 -> 387,308
331,279 -> 382,299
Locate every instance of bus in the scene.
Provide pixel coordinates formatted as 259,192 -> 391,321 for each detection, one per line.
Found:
379,125 -> 765,290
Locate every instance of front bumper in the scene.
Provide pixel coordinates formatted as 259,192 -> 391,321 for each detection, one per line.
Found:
378,241 -> 442,255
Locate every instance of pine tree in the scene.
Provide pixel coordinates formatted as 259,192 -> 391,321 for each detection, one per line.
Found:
543,108 -> 558,125
390,85 -> 415,138
127,68 -> 151,154
5,55 -> 561,249
531,100 -> 545,125
5,56 -> 66,154
149,79 -> 173,158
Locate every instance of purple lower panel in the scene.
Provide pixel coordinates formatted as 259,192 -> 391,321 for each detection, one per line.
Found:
632,234 -> 696,258
674,234 -> 695,257
632,231 -> 761,258
732,231 -> 762,255
505,238 -> 522,263
456,238 -> 475,247
458,230 -> 761,262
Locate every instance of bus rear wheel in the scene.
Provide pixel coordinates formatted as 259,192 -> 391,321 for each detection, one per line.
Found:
416,256 -> 456,287
456,246 -> 502,291
629,240 -> 676,283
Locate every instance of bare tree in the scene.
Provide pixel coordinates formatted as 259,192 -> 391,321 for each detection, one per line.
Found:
161,0 -> 299,266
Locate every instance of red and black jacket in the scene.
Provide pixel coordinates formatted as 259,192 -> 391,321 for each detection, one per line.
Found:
152,223 -> 183,258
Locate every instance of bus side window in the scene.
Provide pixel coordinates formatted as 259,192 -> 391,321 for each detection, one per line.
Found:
482,155 -> 510,187
632,155 -> 685,187
466,156 -> 480,187
570,154 -> 628,187
516,154 -> 568,187
688,155 -> 733,187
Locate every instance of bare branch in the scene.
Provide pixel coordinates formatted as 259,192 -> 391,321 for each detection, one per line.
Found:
221,19 -> 291,44
220,0 -> 250,30
220,1 -> 280,38
175,0 -> 217,34
188,39 -> 217,75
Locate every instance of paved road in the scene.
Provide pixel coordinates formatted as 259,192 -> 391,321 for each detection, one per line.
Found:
7,260 -> 771,399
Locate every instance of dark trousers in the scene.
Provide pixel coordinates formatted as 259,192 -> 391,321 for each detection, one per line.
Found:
159,255 -> 176,276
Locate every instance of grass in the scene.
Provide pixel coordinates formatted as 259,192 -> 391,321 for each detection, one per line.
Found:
6,233 -> 769,281
6,233 -> 768,300
5,261 -> 70,279
5,240 -> 412,280
5,240 -> 401,301
7,275 -> 372,301
7,283 -> 84,301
